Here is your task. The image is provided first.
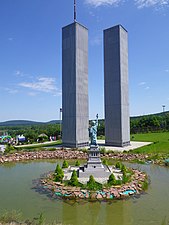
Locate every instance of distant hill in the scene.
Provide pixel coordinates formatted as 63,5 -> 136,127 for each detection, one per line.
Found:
0,111 -> 168,127
131,111 -> 169,120
0,120 -> 61,126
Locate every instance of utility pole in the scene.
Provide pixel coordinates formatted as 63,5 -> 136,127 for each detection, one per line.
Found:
162,105 -> 166,113
59,108 -> 62,138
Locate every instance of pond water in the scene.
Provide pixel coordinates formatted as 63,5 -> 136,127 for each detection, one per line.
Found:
0,160 -> 169,225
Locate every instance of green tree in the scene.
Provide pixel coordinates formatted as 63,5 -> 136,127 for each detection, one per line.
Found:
4,144 -> 15,154
102,159 -> 108,166
75,160 -> 80,166
115,162 -> 122,169
62,160 -> 69,168
55,164 -> 64,182
55,164 -> 61,173
122,171 -> 130,184
121,164 -> 127,173
107,173 -> 116,186
87,175 -> 97,190
69,170 -> 79,186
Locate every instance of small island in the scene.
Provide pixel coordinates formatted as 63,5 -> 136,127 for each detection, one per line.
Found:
35,115 -> 148,201
37,160 -> 148,201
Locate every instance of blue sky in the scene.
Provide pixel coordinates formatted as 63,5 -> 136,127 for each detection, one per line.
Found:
0,0 -> 169,122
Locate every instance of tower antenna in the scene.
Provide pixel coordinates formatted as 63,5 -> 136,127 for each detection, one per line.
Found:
74,0 -> 76,22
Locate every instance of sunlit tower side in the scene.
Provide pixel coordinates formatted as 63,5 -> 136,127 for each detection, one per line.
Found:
104,25 -> 130,147
62,1 -> 89,148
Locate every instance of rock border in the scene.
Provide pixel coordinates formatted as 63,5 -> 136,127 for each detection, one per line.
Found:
0,150 -> 164,164
35,169 -> 147,201
0,150 -> 87,164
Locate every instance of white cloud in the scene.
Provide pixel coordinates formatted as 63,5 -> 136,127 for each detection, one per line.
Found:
14,70 -> 30,78
19,77 -> 59,94
8,37 -> 13,41
15,70 -> 23,77
90,35 -> 102,45
85,0 -> 169,8
28,92 -> 37,96
138,82 -> 150,90
5,88 -> 19,94
165,69 -> 169,73
53,90 -> 62,97
135,0 -> 169,9
139,82 -> 146,86
85,0 -> 123,7
19,77 -> 57,93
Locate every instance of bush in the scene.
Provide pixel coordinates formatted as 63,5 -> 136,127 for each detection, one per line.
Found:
75,160 -> 80,166
87,175 -> 102,191
4,144 -> 15,155
115,180 -> 122,185
102,159 -> 108,166
122,171 -> 131,184
68,170 -> 79,186
107,173 -> 116,186
100,147 -> 106,154
121,164 -> 127,173
87,175 -> 97,190
55,164 -> 64,182
62,160 -> 69,168
115,161 -> 122,169
81,148 -> 88,153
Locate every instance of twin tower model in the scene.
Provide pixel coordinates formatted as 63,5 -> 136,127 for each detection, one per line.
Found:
62,21 -> 130,148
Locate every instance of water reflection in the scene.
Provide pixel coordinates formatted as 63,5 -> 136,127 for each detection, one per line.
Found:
0,161 -> 169,225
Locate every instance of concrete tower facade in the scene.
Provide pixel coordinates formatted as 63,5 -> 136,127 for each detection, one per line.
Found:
62,22 -> 89,148
104,25 -> 130,147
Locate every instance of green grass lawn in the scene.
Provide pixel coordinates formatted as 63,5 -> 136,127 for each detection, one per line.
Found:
131,132 -> 169,154
15,140 -> 62,150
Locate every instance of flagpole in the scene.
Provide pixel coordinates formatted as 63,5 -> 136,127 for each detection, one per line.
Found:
74,0 -> 76,22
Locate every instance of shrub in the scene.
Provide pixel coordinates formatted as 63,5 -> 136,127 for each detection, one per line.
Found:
81,148 -> 88,153
121,164 -> 127,173
115,180 -> 122,185
62,160 -> 69,168
115,161 -> 122,169
55,164 -> 61,173
75,160 -> 80,166
102,159 -> 108,166
68,170 -> 79,186
54,164 -> 64,182
86,175 -> 102,191
107,173 -> 116,186
100,147 -> 106,154
122,171 -> 131,184
4,144 -> 15,155
87,175 -> 97,190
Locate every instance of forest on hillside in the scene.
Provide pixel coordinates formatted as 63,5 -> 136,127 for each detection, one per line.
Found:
0,112 -> 169,143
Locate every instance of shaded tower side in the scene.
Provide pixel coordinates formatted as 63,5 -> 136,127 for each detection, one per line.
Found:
104,25 -> 130,147
62,22 -> 89,148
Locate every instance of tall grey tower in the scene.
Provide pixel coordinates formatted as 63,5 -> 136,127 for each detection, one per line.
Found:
104,25 -> 130,147
62,22 -> 89,148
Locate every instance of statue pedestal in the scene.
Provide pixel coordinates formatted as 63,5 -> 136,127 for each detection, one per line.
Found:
78,145 -> 111,179
87,145 -> 103,169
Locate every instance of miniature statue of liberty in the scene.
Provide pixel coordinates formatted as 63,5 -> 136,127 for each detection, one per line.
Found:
89,114 -> 98,146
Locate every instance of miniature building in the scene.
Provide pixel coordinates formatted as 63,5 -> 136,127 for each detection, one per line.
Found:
104,25 -> 130,147
62,22 -> 89,148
